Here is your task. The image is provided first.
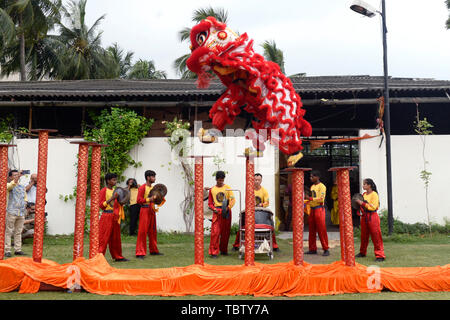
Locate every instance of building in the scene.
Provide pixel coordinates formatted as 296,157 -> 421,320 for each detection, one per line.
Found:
1,75 -> 449,234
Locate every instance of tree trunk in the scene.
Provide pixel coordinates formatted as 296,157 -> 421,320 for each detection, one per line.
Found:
19,14 -> 26,81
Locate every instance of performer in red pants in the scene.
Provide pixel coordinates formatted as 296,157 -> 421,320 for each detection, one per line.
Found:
232,173 -> 279,251
208,171 -> 235,258
306,170 -> 330,256
355,178 -> 385,262
135,170 -> 166,259
99,173 -> 128,262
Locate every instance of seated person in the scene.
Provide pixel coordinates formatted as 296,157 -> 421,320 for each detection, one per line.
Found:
22,203 -> 35,239
233,173 -> 279,251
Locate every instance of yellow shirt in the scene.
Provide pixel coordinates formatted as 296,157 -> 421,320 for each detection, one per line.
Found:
210,184 -> 235,208
362,191 -> 379,212
103,187 -> 115,211
255,186 -> 269,208
129,187 -> 138,205
310,182 -> 326,208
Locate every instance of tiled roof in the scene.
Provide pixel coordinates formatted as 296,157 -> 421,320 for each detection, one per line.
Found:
0,76 -> 448,100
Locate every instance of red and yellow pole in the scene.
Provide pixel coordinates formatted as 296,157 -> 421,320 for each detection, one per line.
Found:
194,156 -> 204,265
32,129 -> 57,263
0,144 -> 16,260
283,168 -> 311,266
71,141 -> 91,260
88,143 -> 107,259
244,156 -> 255,266
330,167 -> 356,267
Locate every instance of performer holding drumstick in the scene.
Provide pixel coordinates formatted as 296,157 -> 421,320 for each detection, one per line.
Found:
355,178 -> 386,262
135,170 -> 166,259
98,173 -> 129,262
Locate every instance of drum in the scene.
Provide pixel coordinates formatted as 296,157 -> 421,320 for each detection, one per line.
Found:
351,193 -> 364,210
113,187 -> 130,205
240,207 -> 274,228
149,184 -> 167,205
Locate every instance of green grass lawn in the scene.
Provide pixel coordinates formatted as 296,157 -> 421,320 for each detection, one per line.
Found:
0,232 -> 449,300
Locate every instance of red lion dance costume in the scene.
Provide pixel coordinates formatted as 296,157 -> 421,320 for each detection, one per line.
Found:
186,17 -> 312,163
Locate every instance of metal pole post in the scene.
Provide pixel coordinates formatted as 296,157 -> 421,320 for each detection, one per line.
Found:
381,0 -> 394,235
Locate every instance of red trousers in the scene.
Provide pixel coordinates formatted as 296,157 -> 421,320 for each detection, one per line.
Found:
98,212 -> 124,260
209,210 -> 232,255
308,206 -> 329,251
359,212 -> 385,258
232,230 -> 279,249
136,205 -> 159,256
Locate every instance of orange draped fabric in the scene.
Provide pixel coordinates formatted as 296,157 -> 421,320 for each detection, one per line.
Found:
0,255 -> 449,296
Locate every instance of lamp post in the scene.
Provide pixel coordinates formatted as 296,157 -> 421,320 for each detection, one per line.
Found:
350,0 -> 394,235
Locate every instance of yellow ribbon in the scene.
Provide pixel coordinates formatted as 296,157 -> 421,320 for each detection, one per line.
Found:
117,205 -> 125,224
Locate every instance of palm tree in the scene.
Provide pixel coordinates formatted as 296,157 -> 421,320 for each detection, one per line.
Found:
173,6 -> 228,79
53,0 -> 111,80
261,40 -> 285,74
128,59 -> 167,80
0,0 -> 61,81
106,42 -> 134,78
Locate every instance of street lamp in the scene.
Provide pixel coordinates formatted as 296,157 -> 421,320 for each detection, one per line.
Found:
350,0 -> 394,235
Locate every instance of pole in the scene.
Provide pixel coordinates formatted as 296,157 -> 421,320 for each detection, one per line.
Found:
244,156 -> 255,266
381,0 -> 394,235
71,141 -> 90,260
89,144 -> 106,259
32,130 -> 52,262
194,156 -> 204,265
0,144 -> 16,260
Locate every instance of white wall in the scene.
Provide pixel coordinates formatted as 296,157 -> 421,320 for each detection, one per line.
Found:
8,136 -> 276,235
359,129 -> 450,225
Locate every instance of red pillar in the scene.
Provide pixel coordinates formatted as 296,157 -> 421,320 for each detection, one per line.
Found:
244,156 -> 255,266
89,143 -> 107,259
338,170 -> 347,262
71,141 -> 91,260
32,129 -> 57,263
0,144 -> 16,260
194,156 -> 204,265
283,168 -> 311,266
330,167 -> 356,267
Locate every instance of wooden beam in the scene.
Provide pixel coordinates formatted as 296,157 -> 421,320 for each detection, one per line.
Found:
0,96 -> 448,108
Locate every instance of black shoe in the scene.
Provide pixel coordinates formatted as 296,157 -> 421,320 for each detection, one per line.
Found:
136,255 -> 145,259
355,253 -> 366,258
305,250 -> 317,254
150,252 -> 163,256
14,251 -> 26,256
209,254 -> 218,259
220,252 -> 228,256
322,250 -> 330,256
375,257 -> 385,262
273,247 -> 280,252
114,258 -> 129,262
232,246 -> 239,251
4,252 -> 11,257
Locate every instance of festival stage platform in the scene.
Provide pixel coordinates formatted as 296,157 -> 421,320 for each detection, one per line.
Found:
0,254 -> 449,296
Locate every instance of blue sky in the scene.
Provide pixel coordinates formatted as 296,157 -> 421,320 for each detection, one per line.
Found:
81,0 -> 450,80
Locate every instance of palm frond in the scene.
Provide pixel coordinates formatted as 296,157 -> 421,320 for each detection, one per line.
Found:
192,7 -> 228,23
